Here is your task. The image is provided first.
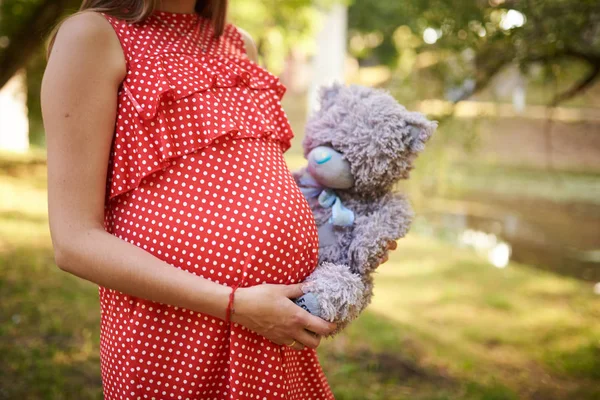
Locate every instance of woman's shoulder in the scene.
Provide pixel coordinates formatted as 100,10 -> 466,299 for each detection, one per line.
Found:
57,10 -> 121,42
53,10 -> 132,52
233,25 -> 259,63
50,11 -> 126,80
224,22 -> 258,63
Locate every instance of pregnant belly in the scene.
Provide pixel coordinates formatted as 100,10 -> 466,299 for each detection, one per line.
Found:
104,136 -> 319,287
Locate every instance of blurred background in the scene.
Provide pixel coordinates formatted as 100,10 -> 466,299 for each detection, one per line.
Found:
1,0 -> 599,399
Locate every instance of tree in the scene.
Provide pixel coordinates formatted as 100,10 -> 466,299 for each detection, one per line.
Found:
0,0 -> 339,90
0,0 -> 81,90
4,0 -> 598,107
228,0 -> 339,72
0,0 -> 339,145
347,0 -> 600,105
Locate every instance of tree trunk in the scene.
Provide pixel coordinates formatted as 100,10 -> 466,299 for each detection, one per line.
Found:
0,0 -> 80,90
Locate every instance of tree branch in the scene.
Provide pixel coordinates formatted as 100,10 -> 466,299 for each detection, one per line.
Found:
452,47 -> 514,104
524,47 -> 600,106
550,63 -> 600,106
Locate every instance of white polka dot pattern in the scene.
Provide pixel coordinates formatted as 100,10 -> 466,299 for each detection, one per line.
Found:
98,10 -> 336,400
99,10 -> 293,201
101,137 -> 334,399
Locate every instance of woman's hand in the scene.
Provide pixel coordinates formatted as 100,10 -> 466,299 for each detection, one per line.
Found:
377,240 -> 398,265
231,283 -> 337,351
230,240 -> 397,349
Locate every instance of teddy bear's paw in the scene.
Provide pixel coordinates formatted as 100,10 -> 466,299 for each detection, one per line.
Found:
300,262 -> 366,324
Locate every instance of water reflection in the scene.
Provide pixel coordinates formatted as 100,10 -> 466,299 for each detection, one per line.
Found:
412,198 -> 600,283
459,229 -> 511,268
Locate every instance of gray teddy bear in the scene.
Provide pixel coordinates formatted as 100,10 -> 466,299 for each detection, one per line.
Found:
292,83 -> 437,336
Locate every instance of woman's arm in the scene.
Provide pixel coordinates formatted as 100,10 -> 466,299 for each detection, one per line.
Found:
237,26 -> 260,63
42,11 -> 233,319
42,11 -> 335,348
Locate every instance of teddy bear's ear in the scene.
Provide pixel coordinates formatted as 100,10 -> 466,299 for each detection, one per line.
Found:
406,119 -> 437,153
318,82 -> 344,112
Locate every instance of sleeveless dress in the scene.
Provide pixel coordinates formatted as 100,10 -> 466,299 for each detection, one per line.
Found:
98,10 -> 335,400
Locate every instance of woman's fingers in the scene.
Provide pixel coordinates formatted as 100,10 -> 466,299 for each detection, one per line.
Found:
289,341 -> 305,351
297,310 -> 337,336
279,337 -> 306,351
279,283 -> 337,336
275,336 -> 304,348
294,328 -> 321,349
283,282 -> 306,299
376,240 -> 397,266
279,328 -> 320,351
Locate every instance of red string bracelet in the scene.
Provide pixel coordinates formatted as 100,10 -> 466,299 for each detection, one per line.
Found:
225,284 -> 239,324
226,263 -> 249,325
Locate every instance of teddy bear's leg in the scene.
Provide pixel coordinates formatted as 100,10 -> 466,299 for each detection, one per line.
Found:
293,262 -> 365,324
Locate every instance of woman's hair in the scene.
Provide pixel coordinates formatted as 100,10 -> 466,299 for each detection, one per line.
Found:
45,0 -> 228,58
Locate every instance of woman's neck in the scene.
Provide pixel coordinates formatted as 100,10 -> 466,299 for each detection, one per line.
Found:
155,0 -> 197,14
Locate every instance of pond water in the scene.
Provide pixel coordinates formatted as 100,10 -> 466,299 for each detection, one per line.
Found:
413,194 -> 600,283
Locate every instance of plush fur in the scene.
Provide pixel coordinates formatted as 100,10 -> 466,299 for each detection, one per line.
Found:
299,262 -> 365,334
293,83 -> 437,337
302,83 -> 437,199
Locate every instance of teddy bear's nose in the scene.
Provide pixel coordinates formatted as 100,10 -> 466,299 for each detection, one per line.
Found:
313,149 -> 332,164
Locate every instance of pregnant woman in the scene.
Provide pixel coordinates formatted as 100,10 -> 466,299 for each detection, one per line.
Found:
41,0 -> 394,398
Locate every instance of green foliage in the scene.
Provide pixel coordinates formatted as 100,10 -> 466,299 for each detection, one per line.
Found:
0,0 -> 342,149
0,0 -> 40,36
348,0 -> 600,103
229,0 -> 339,72
26,50 -> 47,148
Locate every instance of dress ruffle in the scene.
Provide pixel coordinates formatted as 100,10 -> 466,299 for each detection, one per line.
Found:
107,52 -> 293,201
123,53 -> 287,120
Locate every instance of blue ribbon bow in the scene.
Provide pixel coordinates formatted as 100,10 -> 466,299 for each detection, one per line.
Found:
298,171 -> 355,227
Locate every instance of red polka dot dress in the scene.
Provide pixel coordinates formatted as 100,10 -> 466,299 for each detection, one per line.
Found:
98,10 -> 335,400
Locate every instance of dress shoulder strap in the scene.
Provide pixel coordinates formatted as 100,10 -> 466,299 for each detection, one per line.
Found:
96,12 -> 133,63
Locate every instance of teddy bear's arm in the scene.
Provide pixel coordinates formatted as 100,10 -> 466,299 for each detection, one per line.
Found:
347,193 -> 414,275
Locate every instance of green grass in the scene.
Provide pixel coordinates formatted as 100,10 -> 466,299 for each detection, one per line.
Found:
1,159 -> 599,400
319,235 -> 600,400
